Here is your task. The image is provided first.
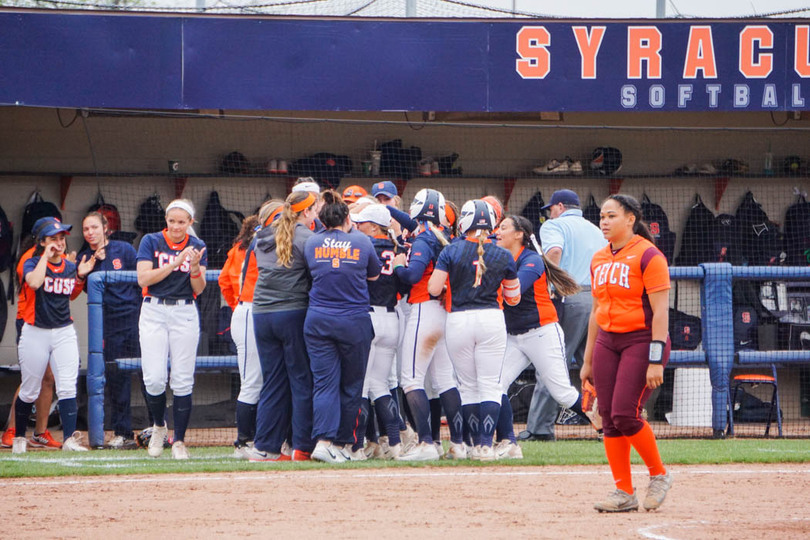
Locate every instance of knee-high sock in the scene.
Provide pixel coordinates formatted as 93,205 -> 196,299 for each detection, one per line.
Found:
462,403 -> 481,446
496,394 -> 517,443
479,400 -> 500,447
235,401 -> 257,444
172,394 -> 192,443
374,395 -> 402,445
404,389 -> 433,444
14,397 -> 34,440
627,421 -> 666,477
604,435 -> 634,494
145,392 -> 167,428
366,403 -> 379,444
353,398 -> 371,452
429,398 -> 442,442
439,389 -> 463,444
58,398 -> 78,440
391,388 -> 408,432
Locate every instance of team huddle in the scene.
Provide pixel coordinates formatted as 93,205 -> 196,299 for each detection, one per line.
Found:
2,179 -> 674,513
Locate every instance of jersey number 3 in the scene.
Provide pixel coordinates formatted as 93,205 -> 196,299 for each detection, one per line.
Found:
380,250 -> 395,275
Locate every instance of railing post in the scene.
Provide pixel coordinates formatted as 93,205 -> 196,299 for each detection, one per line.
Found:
86,272 -> 107,448
700,263 -> 734,432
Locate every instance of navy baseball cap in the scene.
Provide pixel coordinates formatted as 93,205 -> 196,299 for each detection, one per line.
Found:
541,189 -> 581,210
34,216 -> 72,240
371,181 -> 398,199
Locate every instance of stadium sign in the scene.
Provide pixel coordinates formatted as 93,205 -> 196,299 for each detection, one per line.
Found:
0,13 -> 808,112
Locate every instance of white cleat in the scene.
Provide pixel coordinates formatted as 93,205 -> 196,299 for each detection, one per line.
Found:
311,441 -> 347,464
395,441 -> 441,462
12,436 -> 27,454
494,440 -> 523,460
62,432 -> 89,452
444,442 -> 468,460
148,425 -> 168,458
171,440 -> 190,460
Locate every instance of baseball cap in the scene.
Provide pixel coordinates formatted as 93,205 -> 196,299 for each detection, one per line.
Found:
342,185 -> 368,203
291,178 -> 321,194
351,204 -> 391,227
371,180 -> 398,199
541,189 -> 581,210
34,216 -> 72,240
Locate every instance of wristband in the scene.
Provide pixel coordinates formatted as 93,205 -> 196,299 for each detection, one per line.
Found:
648,340 -> 665,364
190,271 -> 202,279
393,264 -> 404,271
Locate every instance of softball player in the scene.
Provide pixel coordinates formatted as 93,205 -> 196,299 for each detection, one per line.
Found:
495,215 -> 595,459
79,211 -> 142,449
12,217 -> 95,453
219,213 -> 264,458
136,199 -> 207,460
351,203 -> 404,459
392,188 -> 465,461
305,190 -> 380,464
427,200 -> 520,461
248,192 -> 318,462
582,194 -> 673,513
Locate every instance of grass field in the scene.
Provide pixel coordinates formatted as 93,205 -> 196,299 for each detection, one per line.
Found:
2,438 -> 809,478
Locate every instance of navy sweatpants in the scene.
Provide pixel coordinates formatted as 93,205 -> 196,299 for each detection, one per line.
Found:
305,308 -> 374,446
104,317 -> 141,439
253,308 -> 315,453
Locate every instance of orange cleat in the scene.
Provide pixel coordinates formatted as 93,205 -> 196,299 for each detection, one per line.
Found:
29,430 -> 63,449
1,428 -> 15,448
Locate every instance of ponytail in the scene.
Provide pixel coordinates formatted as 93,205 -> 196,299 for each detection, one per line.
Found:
426,221 -> 450,247
508,215 -> 581,297
274,191 -> 315,267
473,229 -> 488,288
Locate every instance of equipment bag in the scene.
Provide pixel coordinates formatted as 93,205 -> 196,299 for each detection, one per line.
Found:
135,194 -> 165,235
641,193 -> 676,263
712,213 -> 741,265
289,152 -> 353,189
582,193 -> 601,227
0,203 -> 13,273
734,191 -> 783,266
520,191 -> 546,236
199,191 -> 244,270
676,194 -> 716,266
21,191 -> 61,242
379,139 -> 422,180
589,146 -> 623,175
783,194 -> 810,266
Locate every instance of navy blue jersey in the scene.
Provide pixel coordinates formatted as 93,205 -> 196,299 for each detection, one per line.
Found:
79,240 -> 140,320
305,228 -> 381,316
369,236 -> 401,309
22,257 -> 78,328
503,248 -> 559,334
434,238 -> 517,312
395,228 -> 447,303
136,231 -> 207,300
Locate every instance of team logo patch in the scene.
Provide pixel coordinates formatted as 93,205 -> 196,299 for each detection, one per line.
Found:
112,258 -> 122,270
332,258 -> 340,268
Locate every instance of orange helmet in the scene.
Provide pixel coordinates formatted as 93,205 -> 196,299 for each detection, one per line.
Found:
342,185 -> 368,203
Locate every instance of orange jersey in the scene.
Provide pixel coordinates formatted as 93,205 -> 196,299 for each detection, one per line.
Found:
590,235 -> 670,334
218,243 -> 258,308
16,246 -> 36,318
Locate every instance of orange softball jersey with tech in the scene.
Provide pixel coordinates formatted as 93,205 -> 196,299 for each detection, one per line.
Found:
590,235 -> 670,333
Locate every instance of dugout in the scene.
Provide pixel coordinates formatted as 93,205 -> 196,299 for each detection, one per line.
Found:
1,10 -> 809,443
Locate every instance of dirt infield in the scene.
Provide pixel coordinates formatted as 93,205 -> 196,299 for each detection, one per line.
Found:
5,463 -> 809,539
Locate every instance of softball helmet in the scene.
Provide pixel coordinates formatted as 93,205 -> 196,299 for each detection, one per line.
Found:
409,188 -> 446,225
458,199 -> 497,235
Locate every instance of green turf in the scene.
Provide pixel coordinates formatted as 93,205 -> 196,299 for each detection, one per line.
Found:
1,439 -> 809,479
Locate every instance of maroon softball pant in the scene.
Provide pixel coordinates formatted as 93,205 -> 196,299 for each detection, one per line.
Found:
592,329 -> 670,438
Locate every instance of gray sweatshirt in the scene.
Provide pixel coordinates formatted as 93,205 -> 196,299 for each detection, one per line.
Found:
252,223 -> 313,313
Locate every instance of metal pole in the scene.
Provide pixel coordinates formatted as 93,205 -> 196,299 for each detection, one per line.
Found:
656,0 -> 666,18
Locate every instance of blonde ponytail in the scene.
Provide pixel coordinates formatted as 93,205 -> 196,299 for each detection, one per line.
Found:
473,230 -> 488,288
427,221 -> 450,247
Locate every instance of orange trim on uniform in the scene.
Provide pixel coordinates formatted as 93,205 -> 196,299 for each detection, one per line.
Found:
590,235 -> 670,334
162,230 -> 190,252
218,243 -> 244,309
16,246 -> 36,320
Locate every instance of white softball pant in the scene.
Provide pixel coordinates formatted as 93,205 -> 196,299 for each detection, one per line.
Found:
445,309 -> 507,405
17,323 -> 79,403
400,300 -> 457,395
501,322 -> 579,409
139,300 -> 199,397
392,299 -> 411,390
362,307 -> 400,402
231,302 -> 263,405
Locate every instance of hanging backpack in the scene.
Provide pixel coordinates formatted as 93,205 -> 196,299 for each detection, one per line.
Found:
379,139 -> 422,180
218,151 -> 251,175
289,153 -> 353,189
675,194 -> 716,266
734,191 -> 783,266
199,191 -> 244,270
21,191 -> 61,242
520,191 -> 546,235
135,194 -> 165,235
582,193 -> 601,227
712,213 -> 741,265
641,193 -> 676,264
0,203 -> 13,273
783,194 -> 810,266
